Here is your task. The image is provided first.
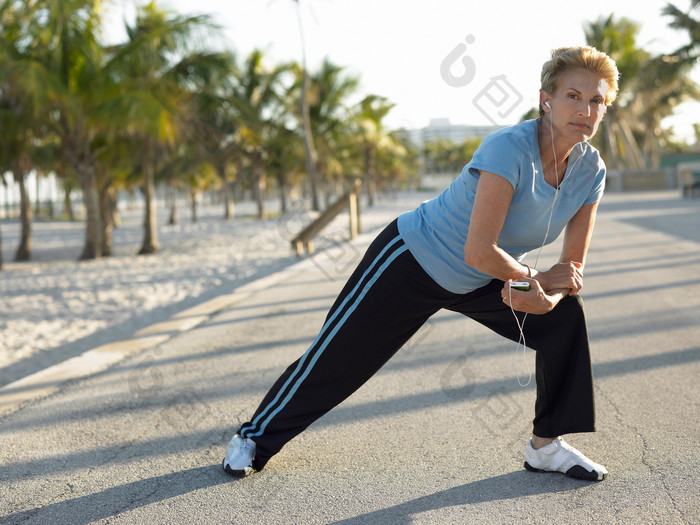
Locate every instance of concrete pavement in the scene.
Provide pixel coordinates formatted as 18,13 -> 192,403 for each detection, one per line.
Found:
1,191 -> 699,524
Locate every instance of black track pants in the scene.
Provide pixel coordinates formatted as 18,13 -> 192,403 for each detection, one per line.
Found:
237,220 -> 595,471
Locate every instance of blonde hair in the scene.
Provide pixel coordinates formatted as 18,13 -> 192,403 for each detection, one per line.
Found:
539,46 -> 620,116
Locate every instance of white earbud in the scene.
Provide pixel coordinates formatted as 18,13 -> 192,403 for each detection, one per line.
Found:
545,101 -> 551,109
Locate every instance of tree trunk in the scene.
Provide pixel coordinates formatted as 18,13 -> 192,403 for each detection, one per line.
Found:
223,189 -> 234,219
643,119 -> 661,168
14,170 -> 32,262
34,173 -> 41,219
277,173 -> 287,213
169,201 -> 178,225
64,187 -> 75,220
364,146 -> 376,207
3,179 -> 10,219
300,70 -> 321,212
190,189 -> 198,223
255,164 -> 267,219
166,184 -> 177,225
79,165 -> 103,260
100,184 -> 116,256
139,141 -> 159,255
217,164 -> 234,219
602,118 -> 620,170
615,113 -> 647,170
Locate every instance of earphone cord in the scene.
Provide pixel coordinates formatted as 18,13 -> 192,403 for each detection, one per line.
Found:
510,114 -> 560,387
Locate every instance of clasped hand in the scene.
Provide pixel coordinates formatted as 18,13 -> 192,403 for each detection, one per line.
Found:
535,261 -> 583,295
501,261 -> 583,314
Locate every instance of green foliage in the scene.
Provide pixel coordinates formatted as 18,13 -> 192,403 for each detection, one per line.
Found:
423,137 -> 483,175
585,8 -> 700,168
2,0 -> 698,257
662,0 -> 700,63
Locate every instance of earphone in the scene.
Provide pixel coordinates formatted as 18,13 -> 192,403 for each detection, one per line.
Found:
509,98 -> 559,386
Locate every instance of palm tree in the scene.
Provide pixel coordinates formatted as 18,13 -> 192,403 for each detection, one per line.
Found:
3,0 -> 111,260
303,59 -> 359,204
632,54 -> 700,166
286,0 -> 322,212
585,12 -> 700,168
231,49 -> 291,219
584,15 -> 649,170
265,123 -> 305,213
0,0 -> 72,261
663,0 -> 700,63
353,95 -> 395,206
185,51 -> 240,219
158,139 -> 218,223
103,1 -> 229,253
93,133 -> 138,255
0,83 -> 35,262
1,1 -> 30,262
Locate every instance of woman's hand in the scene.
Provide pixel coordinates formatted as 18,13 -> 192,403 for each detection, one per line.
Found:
535,261 -> 583,295
501,278 -> 563,315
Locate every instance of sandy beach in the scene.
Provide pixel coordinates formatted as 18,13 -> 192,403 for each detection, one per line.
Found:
0,191 -> 436,387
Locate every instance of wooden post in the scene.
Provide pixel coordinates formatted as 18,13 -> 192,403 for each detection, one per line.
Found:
290,178 -> 364,256
354,179 -> 362,235
348,191 -> 358,240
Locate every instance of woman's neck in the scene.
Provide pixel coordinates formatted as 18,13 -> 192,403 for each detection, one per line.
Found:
538,118 -> 572,188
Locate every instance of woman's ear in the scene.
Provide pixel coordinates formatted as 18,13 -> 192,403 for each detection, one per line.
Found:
539,90 -> 552,113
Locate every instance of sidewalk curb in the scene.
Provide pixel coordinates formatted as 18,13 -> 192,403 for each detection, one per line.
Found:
0,233 -> 374,418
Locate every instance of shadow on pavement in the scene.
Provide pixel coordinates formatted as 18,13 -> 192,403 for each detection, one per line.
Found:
2,465 -> 231,525
328,470 -> 585,525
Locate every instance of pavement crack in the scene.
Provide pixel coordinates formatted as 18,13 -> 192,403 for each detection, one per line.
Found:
658,475 -> 688,524
596,385 -> 652,471
596,384 -> 687,522
110,482 -> 162,519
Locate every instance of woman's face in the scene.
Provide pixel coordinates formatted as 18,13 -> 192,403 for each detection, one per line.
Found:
544,68 -> 609,144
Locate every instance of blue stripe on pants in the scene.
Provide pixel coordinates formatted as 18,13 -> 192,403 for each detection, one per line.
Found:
241,236 -> 407,439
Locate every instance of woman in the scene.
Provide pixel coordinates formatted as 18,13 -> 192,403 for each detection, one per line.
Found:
223,46 -> 619,482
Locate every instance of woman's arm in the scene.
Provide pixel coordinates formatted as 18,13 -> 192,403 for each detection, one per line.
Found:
507,200 -> 600,314
463,171 -> 531,282
535,200 -> 599,295
465,170 -> 601,314
560,200 -> 598,268
465,171 -> 558,315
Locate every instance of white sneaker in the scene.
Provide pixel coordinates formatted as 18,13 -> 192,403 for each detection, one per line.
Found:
222,434 -> 256,478
524,438 -> 608,481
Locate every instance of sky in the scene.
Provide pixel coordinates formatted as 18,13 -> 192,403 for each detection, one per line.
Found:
104,0 -> 700,141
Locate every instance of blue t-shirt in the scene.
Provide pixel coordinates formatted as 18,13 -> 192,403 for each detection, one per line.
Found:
397,119 -> 606,294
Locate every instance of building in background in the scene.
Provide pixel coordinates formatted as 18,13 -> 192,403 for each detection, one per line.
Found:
397,118 -> 503,190
420,118 -> 502,145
